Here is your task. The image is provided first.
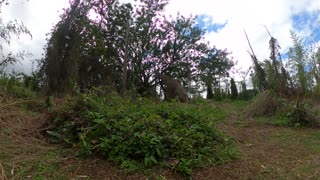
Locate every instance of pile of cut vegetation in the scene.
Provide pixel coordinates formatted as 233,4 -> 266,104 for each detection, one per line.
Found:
0,92 -> 52,179
245,90 -> 320,127
0,90 -> 59,180
244,90 -> 285,117
45,91 -> 236,175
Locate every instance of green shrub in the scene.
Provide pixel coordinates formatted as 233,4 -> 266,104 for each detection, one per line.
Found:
238,89 -> 258,100
190,96 -> 207,105
46,92 -> 236,175
0,75 -> 36,99
250,95 -> 320,128
8,85 -> 35,99
286,103 -> 320,128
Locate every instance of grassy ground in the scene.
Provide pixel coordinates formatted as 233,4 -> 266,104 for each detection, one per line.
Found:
1,99 -> 320,179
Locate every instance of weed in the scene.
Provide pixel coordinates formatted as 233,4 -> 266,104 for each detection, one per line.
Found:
46,92 -> 237,176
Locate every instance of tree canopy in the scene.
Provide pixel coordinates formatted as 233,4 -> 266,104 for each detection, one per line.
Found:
37,0 -> 234,99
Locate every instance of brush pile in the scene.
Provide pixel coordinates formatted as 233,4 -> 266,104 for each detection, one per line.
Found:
0,92 -> 51,179
245,90 -> 320,127
244,90 -> 284,117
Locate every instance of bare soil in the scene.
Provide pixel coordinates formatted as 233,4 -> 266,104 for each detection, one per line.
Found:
1,102 -> 320,179
193,116 -> 320,179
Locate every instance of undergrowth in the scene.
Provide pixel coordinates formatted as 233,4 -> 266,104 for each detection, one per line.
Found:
246,90 -> 320,128
46,91 -> 237,175
0,75 -> 36,99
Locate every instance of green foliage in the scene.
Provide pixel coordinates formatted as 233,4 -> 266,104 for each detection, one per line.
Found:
190,98 -> 229,122
230,78 -> 238,99
253,60 -> 268,92
31,152 -> 61,179
38,0 -> 234,98
238,89 -> 258,100
265,31 -> 291,95
38,0 -> 86,95
190,96 -> 207,105
287,31 -> 313,95
46,92 -> 236,175
312,84 -> 320,101
0,75 -> 35,99
245,30 -> 268,92
258,114 -> 290,126
247,91 -> 320,128
285,103 -> 320,127
198,49 -> 234,100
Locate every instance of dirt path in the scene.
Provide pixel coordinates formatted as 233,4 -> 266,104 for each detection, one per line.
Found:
191,113 -> 320,179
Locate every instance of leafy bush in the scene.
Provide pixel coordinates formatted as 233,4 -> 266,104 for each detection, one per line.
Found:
238,89 -> 258,100
286,103 -> 320,128
46,92 -> 236,175
0,75 -> 36,99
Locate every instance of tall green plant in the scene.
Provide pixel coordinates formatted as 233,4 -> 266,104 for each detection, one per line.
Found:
244,31 -> 268,92
287,31 -> 311,96
38,0 -> 88,95
264,27 -> 290,95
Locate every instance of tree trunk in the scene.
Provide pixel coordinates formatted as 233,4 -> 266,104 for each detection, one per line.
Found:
120,19 -> 130,95
206,82 -> 214,99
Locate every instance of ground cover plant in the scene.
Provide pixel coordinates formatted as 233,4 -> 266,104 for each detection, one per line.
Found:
45,90 -> 237,175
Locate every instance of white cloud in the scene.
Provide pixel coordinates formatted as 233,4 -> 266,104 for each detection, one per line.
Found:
1,0 -> 69,73
1,0 -> 319,76
163,0 -> 320,80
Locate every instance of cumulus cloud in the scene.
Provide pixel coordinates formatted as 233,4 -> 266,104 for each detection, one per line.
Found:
184,1 -> 317,80
1,0 -> 69,73
1,0 -> 320,76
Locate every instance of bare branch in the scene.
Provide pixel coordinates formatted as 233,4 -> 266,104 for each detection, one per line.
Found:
264,25 -> 272,38
244,30 -> 257,59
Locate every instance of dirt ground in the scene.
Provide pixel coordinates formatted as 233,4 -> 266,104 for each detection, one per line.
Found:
193,116 -> 320,179
1,102 -> 320,179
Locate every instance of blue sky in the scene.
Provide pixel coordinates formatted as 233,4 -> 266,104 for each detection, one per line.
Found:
199,11 -> 320,43
292,10 -> 320,43
195,10 -> 320,63
1,0 -> 320,77
196,15 -> 228,33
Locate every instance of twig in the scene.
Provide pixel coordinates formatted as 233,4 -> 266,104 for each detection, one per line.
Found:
0,161 -> 8,180
0,100 -> 34,109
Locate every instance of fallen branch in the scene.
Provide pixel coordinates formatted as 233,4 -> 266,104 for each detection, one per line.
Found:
0,161 -> 8,180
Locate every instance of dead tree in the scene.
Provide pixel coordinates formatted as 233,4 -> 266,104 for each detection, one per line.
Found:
155,72 -> 189,103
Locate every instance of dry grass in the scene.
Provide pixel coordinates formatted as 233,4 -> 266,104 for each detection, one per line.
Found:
197,116 -> 320,179
0,93 -> 53,179
0,161 -> 7,180
1,92 -> 319,179
244,90 -> 284,117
